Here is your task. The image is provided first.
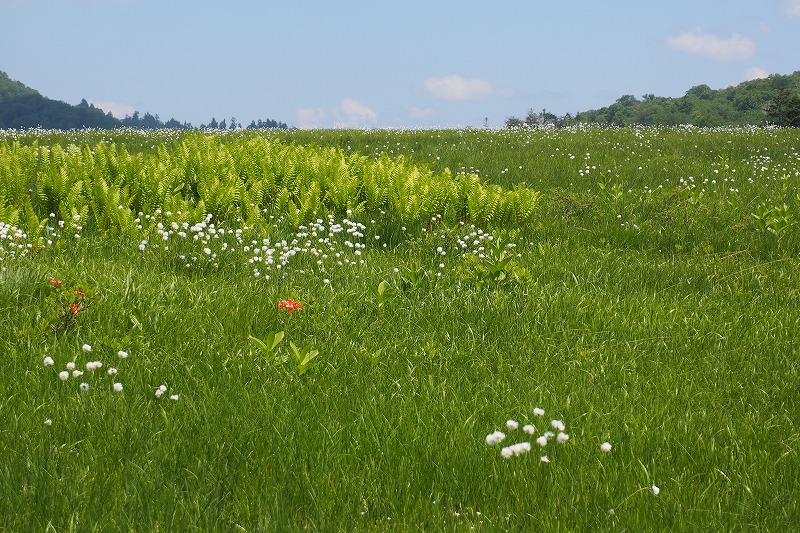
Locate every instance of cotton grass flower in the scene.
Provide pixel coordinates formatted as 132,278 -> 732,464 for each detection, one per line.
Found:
66,361 -> 76,370
117,350 -> 128,359
43,356 -> 55,367
113,382 -> 123,392
82,344 -> 92,352
540,455 -> 550,463
72,370 -> 83,378
500,442 -> 531,458
155,384 -> 167,398
533,407 -> 545,417
651,484 -> 660,496
107,367 -> 118,376
59,371 -> 69,381
557,432 -> 570,443
536,435 -> 548,447
485,431 -> 506,446
79,382 -> 89,391
600,442 -> 612,453
551,420 -> 565,431
169,394 -> 179,401
506,419 -> 519,431
44,419 -> 53,426
523,424 -> 535,435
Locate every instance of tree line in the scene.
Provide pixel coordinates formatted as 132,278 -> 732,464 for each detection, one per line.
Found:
506,71 -> 800,128
0,70 -> 288,130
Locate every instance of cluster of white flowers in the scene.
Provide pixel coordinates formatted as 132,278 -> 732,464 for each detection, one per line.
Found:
42,342 -> 132,399
154,384 -> 179,401
485,407 -> 616,464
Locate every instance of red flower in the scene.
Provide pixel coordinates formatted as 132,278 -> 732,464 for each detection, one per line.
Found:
68,303 -> 81,315
278,299 -> 302,312
49,277 -> 63,286
74,290 -> 85,297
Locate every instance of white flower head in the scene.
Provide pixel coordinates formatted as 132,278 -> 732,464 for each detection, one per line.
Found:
43,356 -> 55,367
79,382 -> 89,391
523,424 -> 535,435
485,431 -> 506,446
59,371 -> 69,381
113,382 -> 123,392
536,435 -> 548,447
600,442 -> 612,453
557,432 -> 570,443
72,370 -> 83,378
117,350 -> 128,359
169,394 -> 179,401
533,407 -> 545,417
82,344 -> 92,352
651,484 -> 660,496
506,419 -> 519,431
540,455 -> 550,463
66,361 -> 76,370
551,419 -> 565,431
44,418 -> 53,426
107,367 -> 118,376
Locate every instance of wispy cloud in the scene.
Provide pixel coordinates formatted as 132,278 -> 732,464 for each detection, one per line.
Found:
783,0 -> 800,17
295,107 -> 326,129
424,75 -> 495,101
296,99 -> 378,128
665,29 -> 754,61
742,67 -> 769,81
89,100 -> 135,119
333,98 -> 378,127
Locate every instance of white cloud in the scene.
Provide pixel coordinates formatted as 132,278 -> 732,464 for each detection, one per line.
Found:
296,107 -> 326,129
89,100 -> 135,119
743,67 -> 769,81
296,99 -> 378,128
424,75 -> 494,101
333,98 -> 378,127
783,0 -> 800,17
665,29 -> 754,61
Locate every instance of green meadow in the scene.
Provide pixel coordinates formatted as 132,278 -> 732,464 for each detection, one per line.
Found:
1,126 -> 799,531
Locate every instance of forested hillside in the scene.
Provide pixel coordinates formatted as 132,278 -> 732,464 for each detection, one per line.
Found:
508,71 -> 800,128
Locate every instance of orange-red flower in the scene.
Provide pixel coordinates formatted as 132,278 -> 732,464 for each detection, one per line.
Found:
49,277 -> 62,286
68,303 -> 81,315
278,299 -> 302,312
74,290 -> 85,297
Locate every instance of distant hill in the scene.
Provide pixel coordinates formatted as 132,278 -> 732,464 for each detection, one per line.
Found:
0,70 -> 288,130
507,71 -> 800,128
0,71 -> 120,128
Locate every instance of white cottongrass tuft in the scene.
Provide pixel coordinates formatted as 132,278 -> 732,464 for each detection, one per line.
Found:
107,367 -> 118,376
506,419 -> 519,431
82,344 -> 92,352
536,435 -> 548,447
485,431 -> 506,446
600,442 -> 612,453
155,384 -> 168,398
533,407 -> 545,417
551,419 -> 565,431
500,442 -> 531,458
169,394 -> 179,401
59,371 -> 69,381
66,361 -> 76,370
540,455 -> 550,463
44,419 -> 53,426
72,370 -> 83,378
113,382 -> 123,392
523,424 -> 535,435
117,350 -> 128,359
43,356 -> 55,367
86,361 -> 102,371
651,484 -> 660,496
79,382 -> 90,391
557,432 -> 570,443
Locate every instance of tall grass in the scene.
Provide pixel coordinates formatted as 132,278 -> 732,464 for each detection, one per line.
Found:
1,126 -> 799,531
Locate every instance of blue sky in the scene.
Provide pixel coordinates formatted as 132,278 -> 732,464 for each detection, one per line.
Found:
1,0 -> 799,128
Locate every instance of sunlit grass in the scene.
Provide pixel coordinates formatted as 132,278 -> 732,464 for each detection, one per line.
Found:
1,126 -> 799,530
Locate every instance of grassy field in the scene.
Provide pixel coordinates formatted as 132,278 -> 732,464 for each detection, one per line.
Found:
1,126 -> 799,531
